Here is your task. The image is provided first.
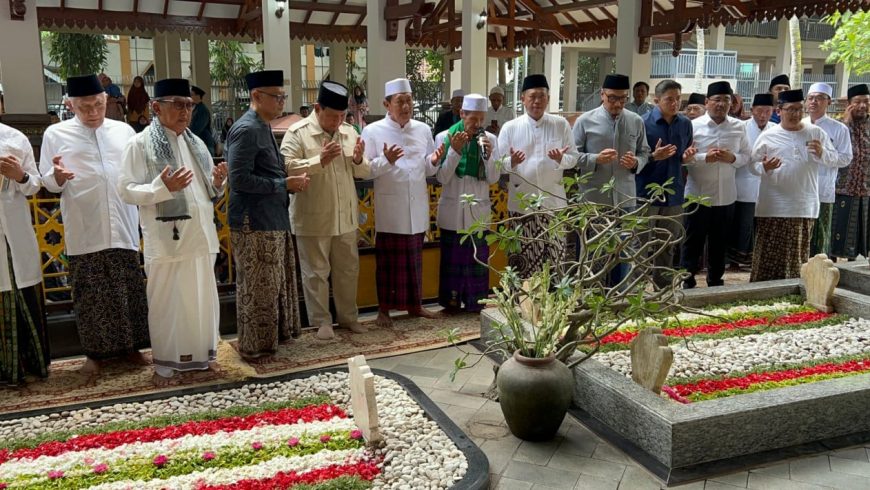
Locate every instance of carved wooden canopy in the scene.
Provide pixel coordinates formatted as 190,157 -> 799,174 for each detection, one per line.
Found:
32,0 -> 870,52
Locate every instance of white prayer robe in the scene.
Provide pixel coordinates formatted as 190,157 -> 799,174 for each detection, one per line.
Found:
498,113 -> 579,213
361,116 -> 437,234
39,117 -> 139,256
435,130 -> 502,231
803,116 -> 853,204
118,129 -> 221,376
736,119 -> 775,203
749,124 -> 841,219
685,114 -> 752,207
486,105 -> 516,131
0,123 -> 42,292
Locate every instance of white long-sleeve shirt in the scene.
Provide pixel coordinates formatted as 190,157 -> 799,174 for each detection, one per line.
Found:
803,116 -> 853,204
749,124 -> 839,218
118,129 -> 221,263
0,123 -> 42,292
39,117 -> 139,256
686,114 -> 752,207
498,113 -> 579,213
361,116 -> 437,235
736,119 -> 775,203
434,130 -> 502,231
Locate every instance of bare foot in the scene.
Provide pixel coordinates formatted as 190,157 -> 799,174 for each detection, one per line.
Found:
408,307 -> 445,319
151,373 -> 172,387
375,311 -> 393,328
78,358 -> 100,376
126,351 -> 150,366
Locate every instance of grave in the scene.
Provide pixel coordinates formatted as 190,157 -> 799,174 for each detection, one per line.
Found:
480,277 -> 870,485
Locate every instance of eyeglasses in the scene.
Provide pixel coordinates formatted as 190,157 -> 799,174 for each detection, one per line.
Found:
259,92 -> 289,103
603,94 -> 629,103
157,99 -> 195,111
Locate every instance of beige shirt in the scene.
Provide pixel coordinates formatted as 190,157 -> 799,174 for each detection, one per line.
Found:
281,114 -> 371,236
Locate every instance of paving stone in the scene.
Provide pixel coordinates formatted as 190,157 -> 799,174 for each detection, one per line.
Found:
703,481 -> 745,490
747,474 -> 833,490
513,437 -> 564,465
616,466 -> 661,490
408,375 -> 439,388
791,459 -> 870,489
830,447 -> 870,463
495,477 -> 533,490
709,471 -> 749,487
591,442 -> 634,465
556,427 -> 598,458
670,481 -> 704,489
789,455 -> 831,474
572,474 -> 619,490
748,463 -> 790,480
480,437 -> 523,474
427,387 -> 488,410
572,455 -> 627,481
829,456 -> 870,477
502,460 -> 581,489
391,363 -> 447,378
440,404 -> 479,430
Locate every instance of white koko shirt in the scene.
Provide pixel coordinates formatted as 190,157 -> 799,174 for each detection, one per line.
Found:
803,115 -> 853,204
685,114 -> 752,207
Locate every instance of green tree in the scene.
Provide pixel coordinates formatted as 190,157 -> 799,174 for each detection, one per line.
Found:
44,32 -> 109,79
209,40 -> 263,117
822,11 -> 870,76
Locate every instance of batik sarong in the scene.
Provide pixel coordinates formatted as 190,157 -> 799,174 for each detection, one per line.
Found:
1,245 -> 50,385
506,212 -> 566,279
375,232 -> 424,311
438,229 -> 489,312
810,202 -> 834,257
830,194 -> 870,260
751,217 -> 814,282
231,229 -> 301,358
68,248 -> 149,359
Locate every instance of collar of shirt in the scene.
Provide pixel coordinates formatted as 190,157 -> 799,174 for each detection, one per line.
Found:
523,112 -> 548,128
385,114 -> 413,130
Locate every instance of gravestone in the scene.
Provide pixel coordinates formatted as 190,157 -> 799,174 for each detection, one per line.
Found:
801,254 -> 840,313
629,328 -> 673,394
347,354 -> 382,442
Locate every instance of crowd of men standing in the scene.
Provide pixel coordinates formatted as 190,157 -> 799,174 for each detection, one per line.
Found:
1,67 -> 868,388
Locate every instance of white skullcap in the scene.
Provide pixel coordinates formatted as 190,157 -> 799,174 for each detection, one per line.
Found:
807,82 -> 833,98
451,89 -> 465,99
462,94 -> 488,112
489,86 -> 504,96
385,78 -> 412,97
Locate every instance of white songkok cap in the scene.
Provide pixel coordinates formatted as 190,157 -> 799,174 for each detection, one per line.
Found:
489,86 -> 504,96
385,78 -> 412,97
451,89 -> 465,99
462,94 -> 488,112
807,82 -> 833,98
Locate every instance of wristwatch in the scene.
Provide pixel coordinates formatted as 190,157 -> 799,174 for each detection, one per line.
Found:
16,173 -> 30,184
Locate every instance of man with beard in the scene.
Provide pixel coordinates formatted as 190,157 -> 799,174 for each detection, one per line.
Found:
831,84 -> 870,261
749,89 -> 838,281
681,81 -> 751,288
684,93 -> 707,120
804,83 -> 853,257
435,94 -> 501,313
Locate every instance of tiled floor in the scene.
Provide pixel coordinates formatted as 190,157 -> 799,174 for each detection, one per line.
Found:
368,346 -> 870,490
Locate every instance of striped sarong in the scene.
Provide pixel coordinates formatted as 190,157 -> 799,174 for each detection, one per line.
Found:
375,232 -> 424,311
810,201 -> 834,257
1,245 -> 50,385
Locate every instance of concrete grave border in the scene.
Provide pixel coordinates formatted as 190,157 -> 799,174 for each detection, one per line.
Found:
480,279 -> 870,485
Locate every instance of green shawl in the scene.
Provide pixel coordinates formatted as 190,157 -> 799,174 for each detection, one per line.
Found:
440,120 -> 486,180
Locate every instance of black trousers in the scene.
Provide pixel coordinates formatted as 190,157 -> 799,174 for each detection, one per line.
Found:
681,203 -> 735,286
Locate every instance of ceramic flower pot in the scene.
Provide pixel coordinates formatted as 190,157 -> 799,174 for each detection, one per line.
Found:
496,350 -> 574,441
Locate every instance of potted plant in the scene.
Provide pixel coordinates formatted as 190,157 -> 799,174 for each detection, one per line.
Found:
446,169 -> 703,441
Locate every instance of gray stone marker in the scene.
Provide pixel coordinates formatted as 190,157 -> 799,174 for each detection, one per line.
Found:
629,328 -> 673,394
801,253 -> 840,313
347,354 -> 382,443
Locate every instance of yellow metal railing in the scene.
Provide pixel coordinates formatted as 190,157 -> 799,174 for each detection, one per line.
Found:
29,182 -> 510,306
